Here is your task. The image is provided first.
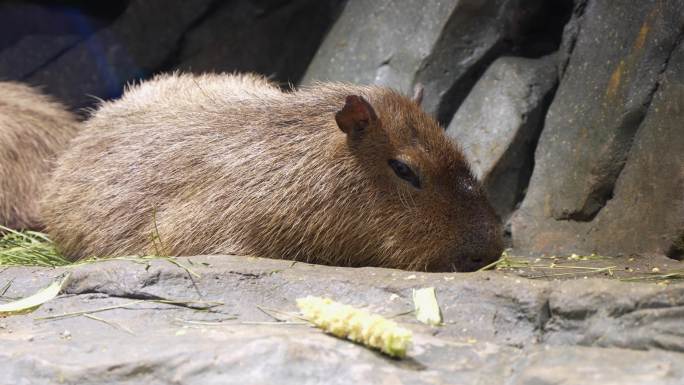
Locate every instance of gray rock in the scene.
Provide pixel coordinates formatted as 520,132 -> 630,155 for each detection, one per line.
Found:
24,0 -> 215,110
446,55 -> 558,219
0,2 -> 117,82
512,0 -> 684,257
510,346 -> 684,385
0,35 -> 81,80
0,3 -> 115,51
173,0 -> 345,84
544,0 -> 682,221
1,0 -> 343,111
1,255 -> 684,384
301,0 -> 548,123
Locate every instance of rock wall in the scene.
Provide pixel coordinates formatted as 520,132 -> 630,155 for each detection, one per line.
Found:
0,0 -> 681,259
302,0 -> 570,124
512,0 -> 684,258
0,0 -> 344,111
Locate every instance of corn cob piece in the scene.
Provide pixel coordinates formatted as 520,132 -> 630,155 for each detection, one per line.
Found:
296,296 -> 412,358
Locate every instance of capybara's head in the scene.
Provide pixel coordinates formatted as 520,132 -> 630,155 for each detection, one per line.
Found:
330,89 -> 503,271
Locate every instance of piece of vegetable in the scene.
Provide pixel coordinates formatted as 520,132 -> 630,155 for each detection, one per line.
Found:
296,296 -> 412,358
0,273 -> 70,316
412,287 -> 443,326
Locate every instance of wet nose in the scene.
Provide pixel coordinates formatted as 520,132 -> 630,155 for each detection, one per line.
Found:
455,223 -> 504,272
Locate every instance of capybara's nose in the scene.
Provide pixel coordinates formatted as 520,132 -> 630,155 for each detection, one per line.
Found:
454,221 -> 504,272
460,250 -> 502,272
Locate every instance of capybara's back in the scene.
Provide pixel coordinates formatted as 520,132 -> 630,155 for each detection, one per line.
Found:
43,72 -> 503,271
0,82 -> 79,230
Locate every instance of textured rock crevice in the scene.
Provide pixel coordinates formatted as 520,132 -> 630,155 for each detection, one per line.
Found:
512,0 -> 684,257
550,0 -> 683,221
167,0 -> 346,84
303,0 -> 573,126
482,79 -> 556,222
446,54 -> 559,226
560,24 -> 684,222
503,83 -> 556,215
438,2 -> 573,230
11,38 -> 81,81
557,0 -> 589,78
668,233 -> 684,260
0,0 -> 343,111
24,0 -> 218,110
425,0 -> 573,125
0,2 -> 126,82
153,0 -> 226,75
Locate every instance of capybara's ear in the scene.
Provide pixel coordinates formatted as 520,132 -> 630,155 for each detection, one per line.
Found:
412,83 -> 424,106
335,95 -> 378,138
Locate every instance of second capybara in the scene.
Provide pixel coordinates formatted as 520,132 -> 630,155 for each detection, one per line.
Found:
42,72 -> 503,271
0,82 -> 79,230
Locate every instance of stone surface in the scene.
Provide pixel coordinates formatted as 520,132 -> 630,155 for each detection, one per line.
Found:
1,255 -> 684,384
173,0 -> 345,84
0,0 -> 340,111
446,55 -> 558,219
543,0 -> 682,221
301,0 -> 554,123
512,0 -> 684,257
0,2 -> 119,51
0,2 -> 118,82
24,0 -> 215,111
0,35 -> 81,80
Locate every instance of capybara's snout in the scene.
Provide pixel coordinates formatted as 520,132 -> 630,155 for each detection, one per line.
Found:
451,209 -> 504,272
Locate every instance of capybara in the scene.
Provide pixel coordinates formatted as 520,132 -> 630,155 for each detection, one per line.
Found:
0,82 -> 79,230
42,72 -> 503,271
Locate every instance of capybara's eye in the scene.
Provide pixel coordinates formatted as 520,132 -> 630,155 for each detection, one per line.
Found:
388,159 -> 421,189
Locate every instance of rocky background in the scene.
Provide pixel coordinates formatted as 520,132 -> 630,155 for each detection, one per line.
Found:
1,1 -> 684,384
1,0 -> 682,262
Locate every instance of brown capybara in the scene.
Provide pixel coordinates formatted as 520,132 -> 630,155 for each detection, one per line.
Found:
42,72 -> 503,271
0,82 -> 79,230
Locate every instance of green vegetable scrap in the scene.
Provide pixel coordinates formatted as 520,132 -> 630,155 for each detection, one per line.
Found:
0,273 -> 70,316
297,296 -> 412,358
412,287 -> 443,326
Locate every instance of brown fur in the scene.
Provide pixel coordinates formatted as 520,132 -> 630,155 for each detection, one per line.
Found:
42,72 -> 502,271
0,82 -> 79,230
